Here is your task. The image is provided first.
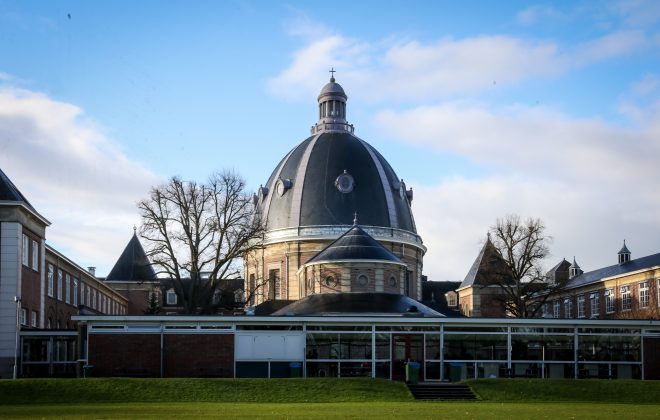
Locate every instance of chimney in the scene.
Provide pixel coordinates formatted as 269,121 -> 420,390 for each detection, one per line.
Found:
87,266 -> 96,276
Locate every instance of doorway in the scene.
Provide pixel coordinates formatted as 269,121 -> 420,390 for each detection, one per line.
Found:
391,334 -> 424,381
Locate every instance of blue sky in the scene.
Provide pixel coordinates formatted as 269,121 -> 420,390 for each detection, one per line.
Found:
1,0 -> 659,280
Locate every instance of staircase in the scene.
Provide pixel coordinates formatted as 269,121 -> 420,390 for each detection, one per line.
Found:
407,383 -> 477,400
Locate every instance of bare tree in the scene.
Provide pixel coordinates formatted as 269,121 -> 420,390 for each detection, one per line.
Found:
486,214 -> 563,318
138,170 -> 265,314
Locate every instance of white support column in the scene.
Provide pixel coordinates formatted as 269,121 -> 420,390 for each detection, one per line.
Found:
39,238 -> 46,328
0,222 -> 22,378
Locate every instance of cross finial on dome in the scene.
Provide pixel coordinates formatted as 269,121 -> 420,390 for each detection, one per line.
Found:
353,212 -> 358,226
329,67 -> 336,82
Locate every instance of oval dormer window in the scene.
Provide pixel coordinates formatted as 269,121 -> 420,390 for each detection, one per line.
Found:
357,274 -> 369,286
335,170 -> 354,194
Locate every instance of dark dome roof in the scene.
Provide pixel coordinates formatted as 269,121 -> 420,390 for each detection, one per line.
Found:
318,80 -> 347,100
307,225 -> 404,265
271,293 -> 443,317
259,131 -> 416,232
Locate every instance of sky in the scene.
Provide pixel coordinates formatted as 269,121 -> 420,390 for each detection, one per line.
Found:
1,0 -> 659,281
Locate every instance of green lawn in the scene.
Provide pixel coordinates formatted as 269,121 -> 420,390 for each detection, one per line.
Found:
0,378 -> 411,404
1,378 -> 659,419
468,378 -> 660,404
2,402 -> 659,419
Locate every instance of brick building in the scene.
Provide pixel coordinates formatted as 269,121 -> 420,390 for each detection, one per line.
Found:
244,76 -> 426,305
542,243 -> 660,320
0,168 -> 127,378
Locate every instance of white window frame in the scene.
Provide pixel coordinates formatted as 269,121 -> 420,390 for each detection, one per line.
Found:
590,292 -> 599,317
65,274 -> 71,304
22,234 -> 29,266
31,240 -> 38,271
447,294 -> 457,307
20,308 -> 27,326
31,310 -> 37,328
639,281 -> 649,308
73,278 -> 79,307
166,289 -> 177,305
92,290 -> 97,310
57,270 -> 63,301
564,298 -> 572,318
605,288 -> 615,314
553,300 -> 560,318
577,295 -> 585,318
47,265 -> 54,297
621,285 -> 632,311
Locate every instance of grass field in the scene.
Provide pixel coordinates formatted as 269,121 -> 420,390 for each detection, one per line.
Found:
2,402 -> 660,419
1,378 -> 659,419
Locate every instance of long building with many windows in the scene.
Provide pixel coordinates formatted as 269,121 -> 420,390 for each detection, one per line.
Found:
0,168 -> 127,378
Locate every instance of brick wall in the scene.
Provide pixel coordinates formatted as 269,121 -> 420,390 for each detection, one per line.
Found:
164,334 -> 234,377
89,333 -> 160,377
88,333 -> 234,378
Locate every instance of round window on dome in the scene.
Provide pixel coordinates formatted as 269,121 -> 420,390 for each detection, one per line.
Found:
389,276 -> 397,287
325,276 -> 338,288
335,170 -> 354,194
357,274 -> 369,287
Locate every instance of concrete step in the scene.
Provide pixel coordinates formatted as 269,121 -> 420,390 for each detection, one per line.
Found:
407,383 -> 477,400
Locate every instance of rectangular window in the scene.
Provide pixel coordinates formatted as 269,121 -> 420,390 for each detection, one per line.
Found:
249,274 -> 256,305
31,240 -> 38,271
166,289 -> 177,305
621,285 -> 632,310
73,278 -> 79,306
639,281 -> 649,308
87,286 -> 91,307
20,308 -> 27,325
268,269 -> 280,300
47,265 -> 54,297
80,283 -> 85,306
605,288 -> 615,313
590,292 -> 599,317
57,270 -> 63,301
564,298 -> 572,318
65,274 -> 71,304
553,300 -> 560,318
22,234 -> 29,266
31,310 -> 37,328
577,295 -> 585,318
92,290 -> 97,310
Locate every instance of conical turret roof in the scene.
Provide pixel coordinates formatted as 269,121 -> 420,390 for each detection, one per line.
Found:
106,232 -> 157,281
306,224 -> 404,265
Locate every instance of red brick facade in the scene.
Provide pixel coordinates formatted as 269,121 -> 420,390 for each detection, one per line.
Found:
88,333 -> 234,377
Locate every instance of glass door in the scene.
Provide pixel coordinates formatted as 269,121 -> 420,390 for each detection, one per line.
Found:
391,334 -> 424,381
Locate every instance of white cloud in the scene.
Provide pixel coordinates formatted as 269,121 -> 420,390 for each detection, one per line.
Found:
375,102 -> 660,184
377,100 -> 660,281
631,73 -> 660,96
413,173 -> 660,282
0,86 -> 161,275
516,5 -> 563,26
269,28 -> 650,102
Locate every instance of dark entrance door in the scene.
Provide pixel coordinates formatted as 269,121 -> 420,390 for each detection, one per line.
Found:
391,334 -> 424,381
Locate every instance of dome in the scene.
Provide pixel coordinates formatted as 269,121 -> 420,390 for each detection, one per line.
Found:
318,79 -> 347,100
258,130 -> 417,233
